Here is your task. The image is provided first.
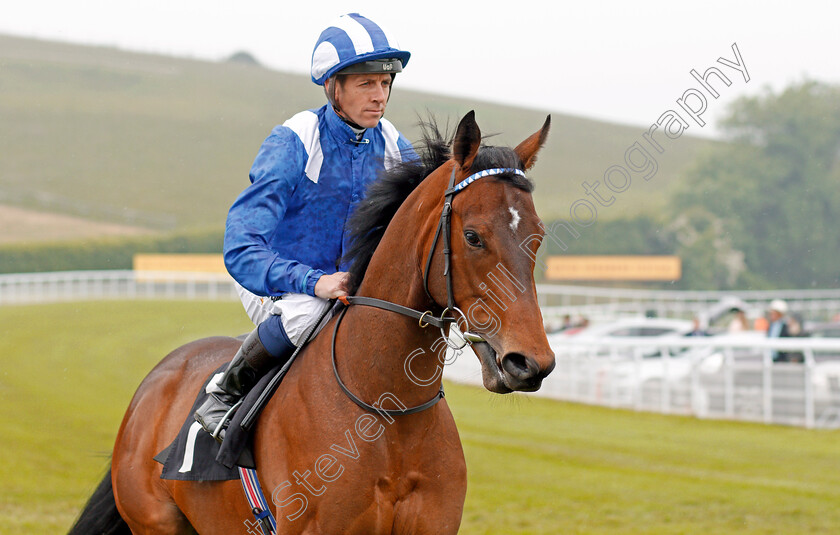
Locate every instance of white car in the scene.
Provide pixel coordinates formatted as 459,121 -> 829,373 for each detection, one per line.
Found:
547,317 -> 696,342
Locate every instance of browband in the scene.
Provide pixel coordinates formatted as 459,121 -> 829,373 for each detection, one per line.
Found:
450,167 -> 526,193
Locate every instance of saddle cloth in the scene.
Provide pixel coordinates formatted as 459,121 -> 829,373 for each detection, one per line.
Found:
155,360 -> 281,480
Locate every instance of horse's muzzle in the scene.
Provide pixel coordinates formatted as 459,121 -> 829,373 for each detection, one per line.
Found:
500,352 -> 556,392
472,341 -> 555,394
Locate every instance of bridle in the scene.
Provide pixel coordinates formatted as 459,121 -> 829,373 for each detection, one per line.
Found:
331,164 -> 528,417
422,164 -> 527,346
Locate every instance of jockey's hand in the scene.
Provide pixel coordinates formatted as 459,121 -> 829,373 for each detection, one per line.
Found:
314,272 -> 350,299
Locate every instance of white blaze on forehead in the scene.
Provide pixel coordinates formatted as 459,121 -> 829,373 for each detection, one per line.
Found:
508,207 -> 521,233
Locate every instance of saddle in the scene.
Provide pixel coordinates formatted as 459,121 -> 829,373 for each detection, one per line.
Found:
155,360 -> 277,480
156,297 -> 339,480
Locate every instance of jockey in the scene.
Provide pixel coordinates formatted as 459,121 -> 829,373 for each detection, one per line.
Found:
194,13 -> 416,441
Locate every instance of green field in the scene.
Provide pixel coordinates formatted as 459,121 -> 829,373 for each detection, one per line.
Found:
0,33 -> 712,237
3,301 -> 838,534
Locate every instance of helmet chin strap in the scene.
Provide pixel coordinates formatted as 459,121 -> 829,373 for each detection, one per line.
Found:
326,78 -> 364,131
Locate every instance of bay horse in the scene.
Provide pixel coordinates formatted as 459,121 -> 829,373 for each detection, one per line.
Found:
70,111 -> 555,534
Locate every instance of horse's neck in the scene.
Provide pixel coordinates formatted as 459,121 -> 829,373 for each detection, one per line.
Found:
335,176 -> 447,409
337,274 -> 444,410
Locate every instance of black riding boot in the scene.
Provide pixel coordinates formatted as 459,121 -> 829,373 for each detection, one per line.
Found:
194,329 -> 275,442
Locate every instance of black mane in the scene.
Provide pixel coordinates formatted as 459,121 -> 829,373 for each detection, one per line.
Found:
343,117 -> 535,294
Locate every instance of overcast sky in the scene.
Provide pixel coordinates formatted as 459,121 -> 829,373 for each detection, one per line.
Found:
3,0 -> 839,138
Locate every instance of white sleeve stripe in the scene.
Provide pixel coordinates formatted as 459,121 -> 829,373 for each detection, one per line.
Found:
379,118 -> 402,170
283,111 -> 323,183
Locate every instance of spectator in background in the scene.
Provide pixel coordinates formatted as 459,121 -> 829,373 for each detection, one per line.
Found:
766,299 -> 802,362
728,308 -> 750,332
560,314 -> 573,331
787,313 -> 803,336
686,317 -> 708,337
561,316 -> 590,336
544,314 -> 572,334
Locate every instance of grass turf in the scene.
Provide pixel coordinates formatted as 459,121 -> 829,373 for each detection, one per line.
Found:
1,301 -> 838,534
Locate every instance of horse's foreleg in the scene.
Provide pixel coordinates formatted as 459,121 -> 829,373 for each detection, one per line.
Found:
390,459 -> 467,535
391,490 -> 465,535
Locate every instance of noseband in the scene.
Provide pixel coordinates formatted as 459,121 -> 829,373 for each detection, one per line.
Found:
331,165 -> 527,416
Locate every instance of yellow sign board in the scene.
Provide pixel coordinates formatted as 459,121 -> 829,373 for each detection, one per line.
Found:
545,255 -> 681,281
133,254 -> 227,274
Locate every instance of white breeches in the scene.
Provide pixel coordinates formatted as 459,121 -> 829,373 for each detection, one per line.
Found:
234,282 -> 333,347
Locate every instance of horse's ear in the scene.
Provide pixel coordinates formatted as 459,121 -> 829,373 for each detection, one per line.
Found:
514,115 -> 551,170
452,110 -> 481,171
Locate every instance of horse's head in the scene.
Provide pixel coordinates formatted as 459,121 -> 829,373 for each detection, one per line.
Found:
423,111 -> 556,393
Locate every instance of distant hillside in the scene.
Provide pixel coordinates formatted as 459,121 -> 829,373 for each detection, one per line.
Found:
0,34 -> 714,240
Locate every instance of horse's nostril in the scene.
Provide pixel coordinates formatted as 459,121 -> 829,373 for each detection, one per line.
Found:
501,353 -> 536,380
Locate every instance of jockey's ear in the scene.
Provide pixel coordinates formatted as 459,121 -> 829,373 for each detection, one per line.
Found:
452,110 -> 481,172
514,115 -> 551,170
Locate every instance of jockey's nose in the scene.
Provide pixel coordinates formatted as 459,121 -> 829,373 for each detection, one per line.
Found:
373,83 -> 388,103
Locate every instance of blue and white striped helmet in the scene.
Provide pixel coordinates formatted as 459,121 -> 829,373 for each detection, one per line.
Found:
311,13 -> 411,86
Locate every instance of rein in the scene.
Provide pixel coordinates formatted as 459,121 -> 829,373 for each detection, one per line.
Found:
337,295 -> 452,329
331,306 -> 445,417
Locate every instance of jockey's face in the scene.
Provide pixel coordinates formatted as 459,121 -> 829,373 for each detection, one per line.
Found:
330,73 -> 392,128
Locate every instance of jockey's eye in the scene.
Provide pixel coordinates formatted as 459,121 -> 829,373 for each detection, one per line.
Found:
464,230 -> 483,248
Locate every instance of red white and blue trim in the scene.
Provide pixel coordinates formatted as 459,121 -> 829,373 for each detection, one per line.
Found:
238,467 -> 277,535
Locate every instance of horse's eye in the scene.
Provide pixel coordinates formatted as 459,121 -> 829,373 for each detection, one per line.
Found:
464,230 -> 483,248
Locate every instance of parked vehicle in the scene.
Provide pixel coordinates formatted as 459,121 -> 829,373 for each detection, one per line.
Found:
549,323 -> 840,423
547,317 -> 695,342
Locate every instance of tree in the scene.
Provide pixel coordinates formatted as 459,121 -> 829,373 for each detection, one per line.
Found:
672,80 -> 840,289
227,51 -> 261,66
667,207 -> 747,290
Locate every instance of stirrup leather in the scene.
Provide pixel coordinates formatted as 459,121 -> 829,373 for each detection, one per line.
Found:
211,398 -> 243,442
